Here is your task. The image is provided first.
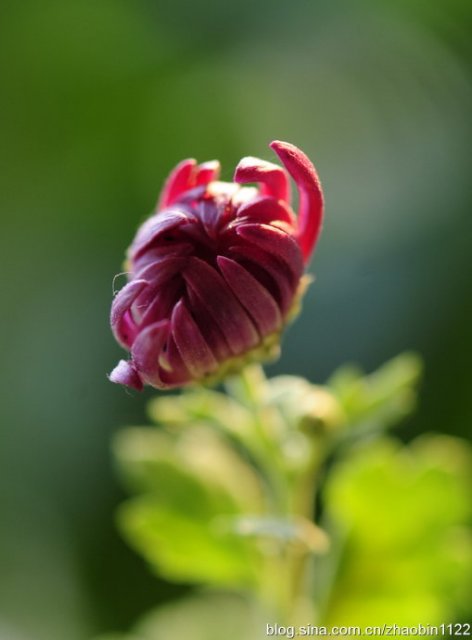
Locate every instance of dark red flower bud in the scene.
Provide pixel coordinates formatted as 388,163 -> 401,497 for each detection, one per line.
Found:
109,141 -> 323,390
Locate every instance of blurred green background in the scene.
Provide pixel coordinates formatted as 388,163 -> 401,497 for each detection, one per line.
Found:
1,0 -> 471,638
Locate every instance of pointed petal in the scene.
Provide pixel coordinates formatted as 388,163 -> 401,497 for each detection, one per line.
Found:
132,242 -> 194,273
270,141 -> 324,263
108,360 -> 143,391
171,299 -> 218,378
131,320 -> 169,388
159,332 -> 186,373
186,287 -> 232,361
217,256 -> 282,335
228,244 -> 295,314
196,199 -> 220,239
129,210 -> 191,261
236,223 -> 304,281
157,160 -> 220,210
134,256 -> 188,287
110,279 -> 148,348
139,277 -> 182,327
158,159 -> 197,209
234,156 -> 291,203
236,196 -> 296,227
158,335 -> 193,387
183,257 -> 259,354
195,160 -> 220,186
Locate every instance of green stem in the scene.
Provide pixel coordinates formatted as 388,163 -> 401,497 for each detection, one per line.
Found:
227,365 -> 330,624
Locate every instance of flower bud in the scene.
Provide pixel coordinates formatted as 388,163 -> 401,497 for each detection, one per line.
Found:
109,141 -> 324,390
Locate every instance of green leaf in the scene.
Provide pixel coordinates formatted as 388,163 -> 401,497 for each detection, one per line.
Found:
117,497 -> 260,587
134,592 -> 265,640
327,352 -> 422,437
321,434 -> 472,626
147,389 -> 254,438
146,387 -> 269,468
113,425 -> 266,588
114,426 -> 264,513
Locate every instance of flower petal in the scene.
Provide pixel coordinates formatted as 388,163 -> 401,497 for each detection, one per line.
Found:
110,279 -> 148,348
131,320 -> 169,387
236,196 -> 296,227
236,223 -> 304,282
138,277 -> 182,327
234,156 -> 291,203
132,242 -> 194,273
158,160 -> 220,210
134,256 -> 188,288
227,244 -> 295,314
158,159 -> 197,209
129,210 -> 192,261
108,359 -> 144,391
171,299 -> 219,378
195,160 -> 220,186
183,257 -> 259,354
186,286 -> 232,361
270,141 -> 323,263
217,256 -> 282,335
158,332 -> 184,370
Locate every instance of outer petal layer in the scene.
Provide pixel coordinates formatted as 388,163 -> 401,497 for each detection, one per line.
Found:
131,320 -> 169,387
110,279 -> 148,348
234,156 -> 291,203
183,257 -> 259,355
171,300 -> 219,377
270,141 -> 323,262
217,256 -> 282,335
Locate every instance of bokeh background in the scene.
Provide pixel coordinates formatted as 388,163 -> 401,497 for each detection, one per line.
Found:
1,0 -> 471,638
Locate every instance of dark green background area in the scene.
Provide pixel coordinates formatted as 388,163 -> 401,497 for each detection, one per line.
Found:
0,1 -> 471,638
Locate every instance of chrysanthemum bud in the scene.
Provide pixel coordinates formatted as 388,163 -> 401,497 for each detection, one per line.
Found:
109,141 -> 324,390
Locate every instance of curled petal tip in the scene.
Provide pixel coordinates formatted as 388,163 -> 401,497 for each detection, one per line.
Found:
158,158 -> 197,210
234,156 -> 290,203
110,279 -> 148,348
195,160 -> 220,186
158,158 -> 223,210
270,140 -> 324,262
269,140 -> 303,157
108,360 -> 144,391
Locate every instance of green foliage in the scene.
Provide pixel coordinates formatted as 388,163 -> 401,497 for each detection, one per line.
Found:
328,352 -> 423,440
114,426 -> 264,587
114,361 -> 360,592
321,435 -> 472,626
110,354 -> 471,637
